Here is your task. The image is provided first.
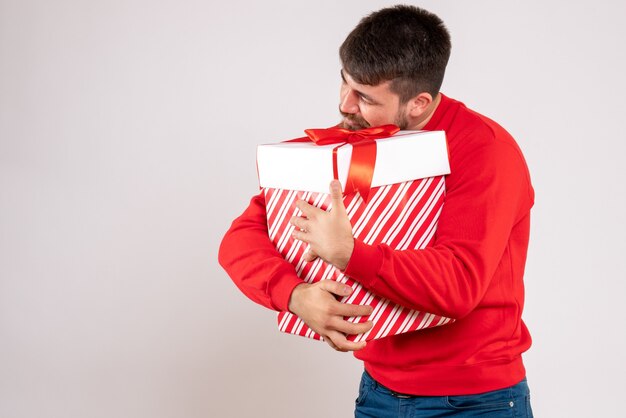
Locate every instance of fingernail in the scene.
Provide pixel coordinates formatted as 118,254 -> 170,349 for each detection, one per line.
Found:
342,286 -> 352,295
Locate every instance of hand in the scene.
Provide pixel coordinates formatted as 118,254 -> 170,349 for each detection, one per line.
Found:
288,281 -> 373,351
290,180 -> 354,270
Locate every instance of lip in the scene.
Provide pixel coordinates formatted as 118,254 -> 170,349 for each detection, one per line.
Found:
343,118 -> 361,130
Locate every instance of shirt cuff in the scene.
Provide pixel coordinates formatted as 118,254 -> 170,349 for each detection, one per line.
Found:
268,267 -> 305,312
342,239 -> 384,288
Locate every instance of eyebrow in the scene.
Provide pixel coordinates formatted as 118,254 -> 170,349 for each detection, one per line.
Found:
341,69 -> 377,103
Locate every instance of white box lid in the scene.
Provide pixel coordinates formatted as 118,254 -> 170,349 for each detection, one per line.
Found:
257,130 -> 450,194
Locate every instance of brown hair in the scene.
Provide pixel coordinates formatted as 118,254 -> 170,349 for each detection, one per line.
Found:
339,5 -> 451,102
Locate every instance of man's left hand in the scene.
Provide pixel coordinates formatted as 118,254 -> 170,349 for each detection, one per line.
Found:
290,180 -> 354,270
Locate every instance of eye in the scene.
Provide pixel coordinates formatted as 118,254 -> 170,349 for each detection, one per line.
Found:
358,94 -> 372,104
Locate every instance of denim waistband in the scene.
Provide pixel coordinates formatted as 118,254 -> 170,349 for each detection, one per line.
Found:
363,369 -> 528,398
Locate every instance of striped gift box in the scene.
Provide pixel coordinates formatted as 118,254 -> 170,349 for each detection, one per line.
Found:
258,130 -> 453,342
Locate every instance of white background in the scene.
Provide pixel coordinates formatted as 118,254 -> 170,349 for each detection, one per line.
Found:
1,0 -> 625,417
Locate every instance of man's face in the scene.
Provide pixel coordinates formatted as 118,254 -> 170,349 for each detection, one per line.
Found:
339,70 -> 409,131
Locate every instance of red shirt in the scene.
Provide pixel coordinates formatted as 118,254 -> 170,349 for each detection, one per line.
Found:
218,94 -> 534,395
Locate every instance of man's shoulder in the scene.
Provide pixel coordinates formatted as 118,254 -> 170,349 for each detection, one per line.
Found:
437,95 -> 531,187
438,94 -> 520,153
439,95 -> 498,137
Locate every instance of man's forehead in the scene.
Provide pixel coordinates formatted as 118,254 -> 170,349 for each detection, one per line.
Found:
341,69 -> 392,91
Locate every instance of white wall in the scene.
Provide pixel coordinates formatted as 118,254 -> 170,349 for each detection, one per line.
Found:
1,0 -> 625,417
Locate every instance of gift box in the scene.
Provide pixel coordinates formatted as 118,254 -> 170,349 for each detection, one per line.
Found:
257,126 -> 453,342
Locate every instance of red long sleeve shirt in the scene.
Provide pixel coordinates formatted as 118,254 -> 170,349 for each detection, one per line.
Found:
218,94 -> 534,395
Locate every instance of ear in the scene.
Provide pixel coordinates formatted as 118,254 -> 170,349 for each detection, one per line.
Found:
406,92 -> 434,118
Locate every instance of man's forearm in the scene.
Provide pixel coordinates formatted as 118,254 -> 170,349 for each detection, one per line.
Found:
218,192 -> 303,311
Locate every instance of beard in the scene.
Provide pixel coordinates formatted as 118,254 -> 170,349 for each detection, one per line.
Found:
339,107 -> 409,131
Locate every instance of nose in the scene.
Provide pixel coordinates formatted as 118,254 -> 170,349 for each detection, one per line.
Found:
339,86 -> 360,115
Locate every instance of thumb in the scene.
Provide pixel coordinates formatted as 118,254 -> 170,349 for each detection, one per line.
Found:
329,180 -> 346,214
319,280 -> 353,297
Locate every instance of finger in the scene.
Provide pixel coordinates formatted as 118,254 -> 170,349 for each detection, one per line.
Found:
330,318 -> 374,336
326,330 -> 367,352
289,216 -> 310,232
303,248 -> 319,262
324,331 -> 348,352
329,180 -> 347,215
295,199 -> 317,218
291,229 -> 310,243
334,302 -> 374,318
317,280 -> 353,298
323,337 -> 340,351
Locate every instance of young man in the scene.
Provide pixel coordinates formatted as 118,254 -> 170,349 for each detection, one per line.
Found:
219,5 -> 534,417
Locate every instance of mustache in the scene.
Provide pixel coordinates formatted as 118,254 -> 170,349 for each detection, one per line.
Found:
339,107 -> 370,129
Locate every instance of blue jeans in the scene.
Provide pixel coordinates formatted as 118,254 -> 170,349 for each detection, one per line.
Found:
355,371 -> 534,418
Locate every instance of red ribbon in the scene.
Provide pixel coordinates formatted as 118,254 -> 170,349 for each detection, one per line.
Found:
302,124 -> 400,201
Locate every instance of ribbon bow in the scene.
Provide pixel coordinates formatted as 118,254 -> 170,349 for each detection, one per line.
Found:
303,124 -> 400,201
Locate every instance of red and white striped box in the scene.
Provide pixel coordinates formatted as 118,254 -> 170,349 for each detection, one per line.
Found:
257,130 -> 453,342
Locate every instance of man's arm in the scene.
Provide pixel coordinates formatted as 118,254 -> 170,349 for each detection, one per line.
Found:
218,191 -> 373,351
218,192 -> 303,311
292,138 -> 534,319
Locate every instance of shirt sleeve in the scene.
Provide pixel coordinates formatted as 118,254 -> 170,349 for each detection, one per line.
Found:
343,137 -> 534,319
218,192 -> 303,312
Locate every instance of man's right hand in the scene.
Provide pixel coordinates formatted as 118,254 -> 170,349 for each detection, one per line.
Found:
288,281 -> 374,352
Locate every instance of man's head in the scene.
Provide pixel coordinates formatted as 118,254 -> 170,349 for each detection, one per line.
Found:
338,5 -> 451,130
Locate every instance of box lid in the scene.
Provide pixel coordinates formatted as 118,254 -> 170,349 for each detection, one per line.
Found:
257,130 -> 450,194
